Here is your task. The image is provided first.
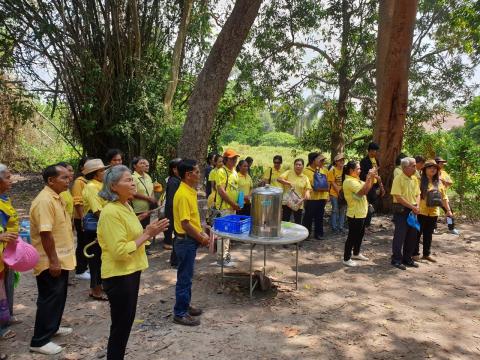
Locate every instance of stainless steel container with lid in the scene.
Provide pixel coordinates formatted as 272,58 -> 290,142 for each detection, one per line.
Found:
250,185 -> 283,237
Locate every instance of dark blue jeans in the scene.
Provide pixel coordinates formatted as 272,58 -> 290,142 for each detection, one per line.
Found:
174,236 -> 198,317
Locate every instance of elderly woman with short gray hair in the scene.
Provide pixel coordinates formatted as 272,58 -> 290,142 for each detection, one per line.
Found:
96,165 -> 169,360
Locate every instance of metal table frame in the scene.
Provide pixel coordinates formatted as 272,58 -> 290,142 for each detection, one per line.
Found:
214,222 -> 308,298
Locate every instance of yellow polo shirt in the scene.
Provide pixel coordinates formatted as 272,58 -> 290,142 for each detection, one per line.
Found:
343,175 -> 368,218
393,166 -> 403,178
303,166 -> 329,200
173,182 -> 202,235
60,190 -> 74,218
262,167 -> 283,188
30,186 -> 76,276
419,183 -> 448,217
71,176 -> 87,219
208,168 -> 219,183
132,171 -> 154,213
391,172 -> 420,205
327,167 -> 343,197
439,170 -> 453,188
238,173 -> 253,196
97,201 -> 147,279
279,170 -> 311,209
215,167 -> 239,210
0,195 -> 19,273
82,179 -> 106,214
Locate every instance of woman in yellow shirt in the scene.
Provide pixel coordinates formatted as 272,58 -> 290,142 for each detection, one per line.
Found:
207,154 -> 223,208
82,159 -> 108,300
131,157 -> 157,227
414,160 -> 451,262
236,160 -> 253,216
278,159 -> 311,224
0,164 -> 19,342
97,165 -> 168,360
341,161 -> 376,267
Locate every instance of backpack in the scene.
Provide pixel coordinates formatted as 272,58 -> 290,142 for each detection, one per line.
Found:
426,186 -> 443,207
309,169 -> 329,191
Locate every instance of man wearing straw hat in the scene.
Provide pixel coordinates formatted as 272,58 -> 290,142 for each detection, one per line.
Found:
29,165 -> 76,355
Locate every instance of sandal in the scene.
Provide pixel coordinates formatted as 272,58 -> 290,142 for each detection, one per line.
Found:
0,329 -> 16,340
89,294 -> 108,301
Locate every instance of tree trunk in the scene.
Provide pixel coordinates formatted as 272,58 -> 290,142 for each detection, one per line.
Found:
177,0 -> 263,162
163,0 -> 194,122
374,0 -> 418,212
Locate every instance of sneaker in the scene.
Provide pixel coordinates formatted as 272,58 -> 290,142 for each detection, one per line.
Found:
422,255 -> 437,263
188,306 -> 203,316
173,314 -> 200,326
433,229 -> 439,235
450,229 -> 460,235
391,262 -> 406,270
75,271 -> 91,280
30,342 -> 63,355
351,254 -> 369,261
54,327 -> 72,337
342,259 -> 358,267
216,259 -> 236,268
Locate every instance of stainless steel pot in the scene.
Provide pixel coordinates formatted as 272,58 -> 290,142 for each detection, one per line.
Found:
250,185 -> 283,237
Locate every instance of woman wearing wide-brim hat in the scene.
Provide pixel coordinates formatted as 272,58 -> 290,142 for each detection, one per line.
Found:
413,159 -> 452,262
82,159 -> 109,300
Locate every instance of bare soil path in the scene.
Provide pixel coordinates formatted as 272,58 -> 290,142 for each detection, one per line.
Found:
2,175 -> 479,359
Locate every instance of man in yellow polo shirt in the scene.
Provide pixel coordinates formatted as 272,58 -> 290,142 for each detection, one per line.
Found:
29,165 -> 76,355
173,159 -> 209,327
390,157 -> 421,270
303,152 -> 329,239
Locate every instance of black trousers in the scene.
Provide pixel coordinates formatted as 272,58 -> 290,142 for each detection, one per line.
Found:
344,217 -> 366,261
85,230 -> 102,289
30,270 -> 69,347
103,271 -> 141,360
282,205 -> 303,224
415,215 -> 437,257
302,199 -> 326,237
392,211 -> 418,263
365,184 -> 379,227
74,218 -> 89,274
164,216 -> 178,266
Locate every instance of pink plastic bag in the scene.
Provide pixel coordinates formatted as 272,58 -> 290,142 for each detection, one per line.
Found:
3,236 -> 39,272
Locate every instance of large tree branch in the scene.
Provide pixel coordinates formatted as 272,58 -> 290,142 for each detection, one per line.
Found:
289,42 -> 337,69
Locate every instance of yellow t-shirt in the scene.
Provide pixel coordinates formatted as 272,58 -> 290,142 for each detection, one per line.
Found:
0,195 -> 19,273
82,179 -> 106,214
238,173 -> 253,196
279,170 -> 312,209
370,157 -> 378,184
60,190 -> 74,218
97,201 -> 147,279
391,172 -> 420,205
419,182 -> 447,217
173,182 -> 202,235
132,171 -> 154,213
439,170 -> 453,188
29,186 -> 76,276
327,167 -> 343,197
343,175 -> 368,218
215,167 -> 239,210
262,167 -> 283,188
303,166 -> 329,200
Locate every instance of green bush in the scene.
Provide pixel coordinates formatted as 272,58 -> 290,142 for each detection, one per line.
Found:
259,132 -> 298,147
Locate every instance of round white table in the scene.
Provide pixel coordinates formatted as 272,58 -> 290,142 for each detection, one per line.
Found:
212,222 -> 309,297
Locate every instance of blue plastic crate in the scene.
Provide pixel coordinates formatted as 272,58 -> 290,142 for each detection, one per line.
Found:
214,215 -> 251,234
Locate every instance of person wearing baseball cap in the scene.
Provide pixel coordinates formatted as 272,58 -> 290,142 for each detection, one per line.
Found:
328,153 -> 346,234
214,148 -> 240,267
82,159 -> 109,300
434,156 -> 460,235
360,142 -> 385,230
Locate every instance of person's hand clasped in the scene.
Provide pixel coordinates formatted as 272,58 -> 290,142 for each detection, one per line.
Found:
145,218 -> 170,237
0,232 -> 17,244
199,232 -> 210,247
412,206 -> 420,215
49,259 -> 62,278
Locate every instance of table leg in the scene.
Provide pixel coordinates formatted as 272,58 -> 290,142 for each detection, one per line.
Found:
295,242 -> 299,290
249,243 -> 254,298
221,237 -> 224,285
263,245 -> 267,275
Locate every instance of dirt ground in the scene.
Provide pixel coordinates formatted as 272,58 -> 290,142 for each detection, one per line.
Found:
2,174 -> 479,360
